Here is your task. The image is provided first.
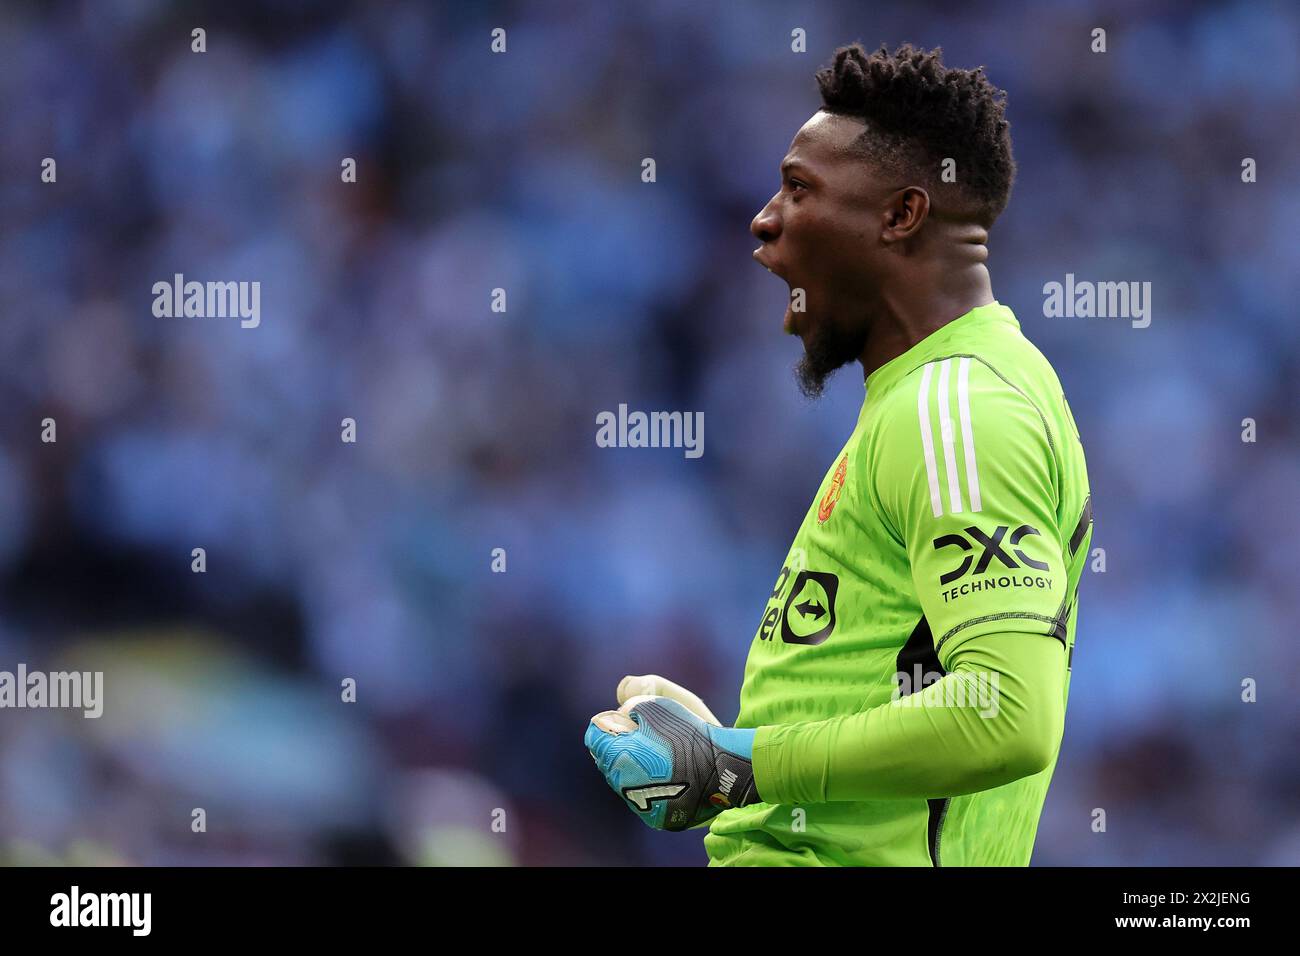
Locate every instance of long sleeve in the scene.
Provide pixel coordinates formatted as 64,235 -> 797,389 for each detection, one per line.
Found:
752,630 -> 1065,803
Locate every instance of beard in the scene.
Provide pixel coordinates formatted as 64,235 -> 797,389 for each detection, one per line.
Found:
793,311 -> 869,399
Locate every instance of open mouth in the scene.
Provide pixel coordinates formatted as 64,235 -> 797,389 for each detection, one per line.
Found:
753,248 -> 799,334
752,247 -> 786,281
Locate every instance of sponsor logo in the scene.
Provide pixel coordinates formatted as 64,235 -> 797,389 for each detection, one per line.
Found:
780,570 -> 838,645
940,574 -> 1053,604
757,565 -> 840,645
933,524 -> 1050,585
933,524 -> 1053,604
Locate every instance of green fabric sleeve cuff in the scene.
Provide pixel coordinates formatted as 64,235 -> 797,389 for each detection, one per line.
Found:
753,722 -> 827,805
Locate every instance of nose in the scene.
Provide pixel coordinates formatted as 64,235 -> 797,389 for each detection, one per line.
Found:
750,193 -> 781,243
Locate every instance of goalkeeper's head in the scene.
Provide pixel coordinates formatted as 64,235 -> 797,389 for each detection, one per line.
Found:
750,43 -> 1016,398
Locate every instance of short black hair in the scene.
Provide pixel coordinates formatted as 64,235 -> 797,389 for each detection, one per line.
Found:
816,43 -> 1016,226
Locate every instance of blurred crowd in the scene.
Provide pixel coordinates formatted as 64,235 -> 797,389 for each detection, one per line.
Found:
0,0 -> 1296,865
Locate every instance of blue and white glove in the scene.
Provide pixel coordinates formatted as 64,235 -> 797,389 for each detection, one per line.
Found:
585,675 -> 760,831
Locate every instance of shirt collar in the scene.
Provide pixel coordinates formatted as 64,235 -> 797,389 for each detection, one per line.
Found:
863,301 -> 1016,400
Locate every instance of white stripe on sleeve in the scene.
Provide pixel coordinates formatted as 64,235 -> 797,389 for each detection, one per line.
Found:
957,356 -> 982,513
937,358 -> 963,514
917,362 -> 943,517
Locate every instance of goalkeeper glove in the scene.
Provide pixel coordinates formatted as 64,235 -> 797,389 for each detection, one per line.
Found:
614,673 -> 722,726
585,676 -> 761,831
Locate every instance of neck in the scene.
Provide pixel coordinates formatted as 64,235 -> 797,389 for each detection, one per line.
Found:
857,233 -> 995,379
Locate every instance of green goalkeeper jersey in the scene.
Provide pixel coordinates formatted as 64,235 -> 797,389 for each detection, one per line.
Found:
705,302 -> 1092,866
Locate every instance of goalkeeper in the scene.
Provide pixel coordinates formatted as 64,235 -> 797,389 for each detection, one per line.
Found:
585,44 -> 1092,866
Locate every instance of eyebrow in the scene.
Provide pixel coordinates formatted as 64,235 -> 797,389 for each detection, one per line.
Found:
781,159 -> 821,185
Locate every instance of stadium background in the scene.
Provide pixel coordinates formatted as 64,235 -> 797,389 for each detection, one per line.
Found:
0,0 -> 1296,866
